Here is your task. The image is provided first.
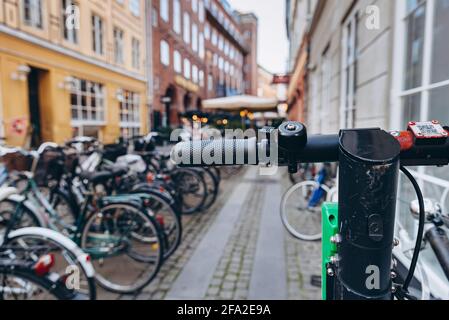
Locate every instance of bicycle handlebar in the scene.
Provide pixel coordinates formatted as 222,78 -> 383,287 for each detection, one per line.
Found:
171,123 -> 449,168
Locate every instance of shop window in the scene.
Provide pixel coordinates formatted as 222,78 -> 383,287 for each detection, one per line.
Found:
120,90 -> 141,138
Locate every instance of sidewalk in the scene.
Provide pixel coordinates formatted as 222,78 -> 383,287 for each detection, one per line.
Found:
99,167 -> 321,300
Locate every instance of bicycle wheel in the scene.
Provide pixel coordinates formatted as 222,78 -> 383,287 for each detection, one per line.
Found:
172,169 -> 207,215
49,188 -> 78,230
132,189 -> 183,260
0,264 -> 70,300
197,168 -> 219,211
80,203 -> 163,294
209,167 -> 221,184
4,228 -> 96,300
0,199 -> 42,238
280,181 -> 330,241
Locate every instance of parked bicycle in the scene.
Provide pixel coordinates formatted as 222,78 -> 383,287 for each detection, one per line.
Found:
280,163 -> 337,241
0,143 -> 164,295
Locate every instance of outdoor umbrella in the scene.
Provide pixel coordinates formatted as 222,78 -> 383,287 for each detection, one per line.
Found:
202,95 -> 278,112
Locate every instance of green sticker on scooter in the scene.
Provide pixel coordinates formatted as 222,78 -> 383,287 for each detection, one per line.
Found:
322,202 -> 338,300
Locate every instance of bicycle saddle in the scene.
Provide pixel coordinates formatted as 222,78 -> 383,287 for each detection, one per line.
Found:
79,171 -> 115,185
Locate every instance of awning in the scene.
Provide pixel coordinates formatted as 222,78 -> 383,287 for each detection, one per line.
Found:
253,112 -> 282,120
202,95 -> 278,112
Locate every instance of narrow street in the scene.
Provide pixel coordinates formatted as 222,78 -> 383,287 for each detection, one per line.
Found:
98,168 -> 321,300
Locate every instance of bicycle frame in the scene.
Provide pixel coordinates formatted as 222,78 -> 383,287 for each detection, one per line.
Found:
6,176 -> 135,260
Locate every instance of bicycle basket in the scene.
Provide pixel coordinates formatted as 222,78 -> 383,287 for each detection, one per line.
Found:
34,147 -> 65,186
0,149 -> 33,172
103,144 -> 128,162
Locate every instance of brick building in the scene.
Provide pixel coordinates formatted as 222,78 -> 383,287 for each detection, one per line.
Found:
150,0 -> 258,129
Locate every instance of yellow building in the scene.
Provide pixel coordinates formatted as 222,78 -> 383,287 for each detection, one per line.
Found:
0,0 -> 148,147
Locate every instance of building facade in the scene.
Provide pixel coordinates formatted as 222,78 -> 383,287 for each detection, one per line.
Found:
287,0 -> 449,295
285,0 -> 316,122
150,0 -> 258,129
257,65 -> 277,99
306,0 -> 394,135
0,0 -> 148,147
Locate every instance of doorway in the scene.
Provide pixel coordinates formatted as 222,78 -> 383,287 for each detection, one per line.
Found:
27,67 -> 44,148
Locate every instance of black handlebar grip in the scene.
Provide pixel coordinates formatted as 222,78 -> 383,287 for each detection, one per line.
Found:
171,138 -> 259,167
426,227 -> 449,281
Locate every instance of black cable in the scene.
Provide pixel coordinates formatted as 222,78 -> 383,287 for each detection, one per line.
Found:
400,166 -> 426,293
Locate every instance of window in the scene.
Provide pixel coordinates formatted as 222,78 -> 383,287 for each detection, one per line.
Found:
152,8 -> 158,27
213,53 -> 218,66
211,29 -> 217,46
120,90 -> 141,138
204,23 -> 210,40
160,40 -> 170,66
431,0 -> 449,84
114,27 -> 124,64
129,0 -> 140,16
218,35 -> 224,51
218,57 -> 224,70
199,0 -> 205,22
23,0 -> 43,29
395,0 -> 449,125
199,70 -> 205,87
199,33 -> 205,59
92,15 -> 104,55
192,23 -> 198,52
224,40 -> 229,56
183,13 -> 190,44
340,13 -> 358,129
160,0 -> 169,22
62,0 -> 78,43
174,50 -> 182,73
70,78 -> 105,125
404,1 -> 426,90
132,38 -> 140,69
393,0 -> 449,285
192,65 -> 199,84
192,0 -> 198,13
208,74 -> 213,91
319,49 -> 331,133
173,0 -> 181,33
184,58 -> 191,79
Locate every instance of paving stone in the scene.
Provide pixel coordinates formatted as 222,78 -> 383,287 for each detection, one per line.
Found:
219,291 -> 234,300
224,274 -> 238,282
207,286 -> 220,296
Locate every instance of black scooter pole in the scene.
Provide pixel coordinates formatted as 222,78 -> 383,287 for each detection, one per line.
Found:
331,128 -> 401,300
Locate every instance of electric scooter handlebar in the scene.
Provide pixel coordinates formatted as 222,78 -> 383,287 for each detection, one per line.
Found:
171,122 -> 449,168
171,137 -> 260,167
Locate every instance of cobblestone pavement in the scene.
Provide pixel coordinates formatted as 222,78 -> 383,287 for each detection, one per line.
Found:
98,167 -> 321,300
281,175 -> 321,300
